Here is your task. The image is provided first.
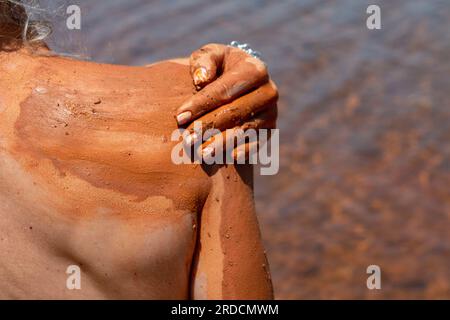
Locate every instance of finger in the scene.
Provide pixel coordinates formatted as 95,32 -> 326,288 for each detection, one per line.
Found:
196,113 -> 275,164
228,124 -> 274,163
195,127 -> 250,164
190,43 -> 225,88
185,102 -> 277,147
177,55 -> 269,126
184,81 -> 278,144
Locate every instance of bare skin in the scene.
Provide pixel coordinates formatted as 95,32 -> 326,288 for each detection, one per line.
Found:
178,43 -> 277,128
178,44 -> 278,158
0,48 -> 273,299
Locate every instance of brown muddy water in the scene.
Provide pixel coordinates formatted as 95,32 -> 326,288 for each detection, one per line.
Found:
39,0 -> 450,299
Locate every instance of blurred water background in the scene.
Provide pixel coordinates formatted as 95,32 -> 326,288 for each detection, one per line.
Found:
38,0 -> 450,299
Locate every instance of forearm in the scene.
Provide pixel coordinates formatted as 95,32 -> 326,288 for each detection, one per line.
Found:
191,164 -> 273,299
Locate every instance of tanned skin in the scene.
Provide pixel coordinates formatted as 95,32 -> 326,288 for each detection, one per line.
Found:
0,47 -> 274,299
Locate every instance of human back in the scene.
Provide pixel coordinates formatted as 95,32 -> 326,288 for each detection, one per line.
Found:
0,49 -> 212,299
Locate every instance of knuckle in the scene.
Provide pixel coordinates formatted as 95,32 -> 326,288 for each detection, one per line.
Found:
249,60 -> 268,78
212,83 -> 229,99
268,81 -> 279,100
190,49 -> 204,60
258,62 -> 269,76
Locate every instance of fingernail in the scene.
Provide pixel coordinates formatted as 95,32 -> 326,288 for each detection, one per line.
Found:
202,146 -> 215,162
185,132 -> 198,146
176,111 -> 192,125
193,67 -> 208,85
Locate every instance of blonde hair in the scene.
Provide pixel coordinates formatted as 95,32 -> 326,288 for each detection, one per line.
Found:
0,0 -> 51,49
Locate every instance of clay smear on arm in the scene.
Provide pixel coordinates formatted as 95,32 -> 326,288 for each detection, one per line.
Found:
192,164 -> 273,299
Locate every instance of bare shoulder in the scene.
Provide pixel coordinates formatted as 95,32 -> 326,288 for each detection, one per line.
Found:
1,50 -> 211,219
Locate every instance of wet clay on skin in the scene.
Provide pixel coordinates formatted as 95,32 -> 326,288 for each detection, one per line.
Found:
0,49 -> 272,299
181,44 -> 270,121
192,165 -> 273,299
11,51 -> 211,215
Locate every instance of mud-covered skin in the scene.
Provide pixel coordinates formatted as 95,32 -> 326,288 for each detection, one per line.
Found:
177,43 -> 278,138
180,44 -> 279,159
0,49 -> 272,299
192,165 -> 273,299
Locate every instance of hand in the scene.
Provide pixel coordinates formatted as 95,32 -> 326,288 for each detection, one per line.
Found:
176,43 -> 278,160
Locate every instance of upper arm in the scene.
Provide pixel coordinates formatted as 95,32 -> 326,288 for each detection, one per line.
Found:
190,164 -> 273,299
